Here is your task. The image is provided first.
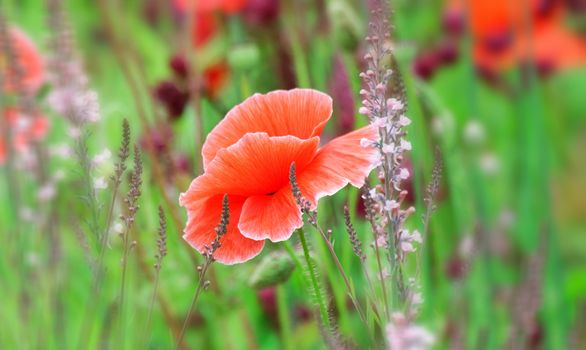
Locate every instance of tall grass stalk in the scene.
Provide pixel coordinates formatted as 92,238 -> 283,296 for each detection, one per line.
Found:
143,205 -> 168,349
76,120 -> 130,348
118,145 -> 143,348
176,194 -> 230,350
290,163 -> 369,330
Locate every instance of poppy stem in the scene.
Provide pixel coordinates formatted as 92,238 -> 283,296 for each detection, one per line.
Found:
311,217 -> 371,331
297,228 -> 331,330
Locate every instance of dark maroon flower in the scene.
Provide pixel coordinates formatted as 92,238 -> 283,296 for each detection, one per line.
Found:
294,304 -> 312,323
257,287 -> 278,325
242,0 -> 280,26
169,55 -> 188,79
436,40 -> 459,65
442,9 -> 465,37
535,58 -> 556,77
140,124 -> 174,155
534,0 -> 557,18
412,52 -> 439,80
329,54 -> 355,135
482,31 -> 513,53
528,322 -> 543,349
566,0 -> 586,11
445,256 -> 467,280
154,81 -> 189,120
174,153 -> 193,175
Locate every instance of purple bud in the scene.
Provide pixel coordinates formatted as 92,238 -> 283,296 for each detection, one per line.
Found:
445,256 -> 467,280
566,0 -> 586,11
174,153 -> 192,174
436,40 -> 459,65
295,304 -> 312,323
242,0 -> 280,26
154,81 -> 189,120
442,9 -> 465,37
329,55 -> 355,135
257,287 -> 279,326
140,124 -> 173,156
412,52 -> 439,80
169,55 -> 188,79
534,0 -> 556,18
482,31 -> 513,53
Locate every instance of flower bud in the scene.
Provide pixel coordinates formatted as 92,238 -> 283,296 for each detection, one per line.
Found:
248,252 -> 295,289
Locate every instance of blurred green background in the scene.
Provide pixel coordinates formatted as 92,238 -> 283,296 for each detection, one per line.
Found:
1,0 -> 586,349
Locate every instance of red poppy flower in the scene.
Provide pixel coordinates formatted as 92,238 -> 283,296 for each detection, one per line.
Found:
174,0 -> 248,15
192,12 -> 218,47
179,89 -> 379,264
0,109 -> 49,164
445,0 -> 586,72
0,27 -> 44,93
202,61 -> 229,99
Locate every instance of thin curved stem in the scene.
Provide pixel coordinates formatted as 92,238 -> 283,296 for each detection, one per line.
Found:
175,261 -> 211,350
297,229 -> 331,330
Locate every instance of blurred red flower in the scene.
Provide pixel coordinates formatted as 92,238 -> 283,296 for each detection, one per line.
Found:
173,0 -> 249,14
179,89 -> 379,264
0,27 -> 44,94
445,0 -> 586,73
0,109 -> 48,164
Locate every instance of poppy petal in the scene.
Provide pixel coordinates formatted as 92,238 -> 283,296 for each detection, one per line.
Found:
181,132 -> 319,200
182,194 -> 264,265
202,89 -> 332,169
239,185 -> 301,242
1,28 -> 44,93
297,125 -> 379,207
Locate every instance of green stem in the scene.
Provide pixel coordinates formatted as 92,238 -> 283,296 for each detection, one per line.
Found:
276,285 -> 292,350
297,229 -> 330,329
176,261 -> 211,350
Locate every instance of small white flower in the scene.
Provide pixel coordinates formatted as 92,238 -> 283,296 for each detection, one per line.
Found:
401,241 -> 415,252
68,127 -> 81,139
458,235 -> 475,257
382,143 -> 394,154
399,168 -> 410,180
411,292 -> 423,306
384,200 -> 399,211
53,170 -> 66,182
50,143 -> 73,158
399,115 -> 411,126
92,148 -> 112,165
38,183 -> 56,202
20,207 -> 35,222
14,114 -> 32,131
400,139 -> 412,151
464,119 -> 485,145
386,313 -> 435,350
387,98 -> 404,111
479,152 -> 500,175
373,117 -> 387,128
410,230 -> 422,243
360,137 -> 373,148
376,235 -> 388,249
113,222 -> 124,234
359,107 -> 370,115
93,177 -> 108,190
